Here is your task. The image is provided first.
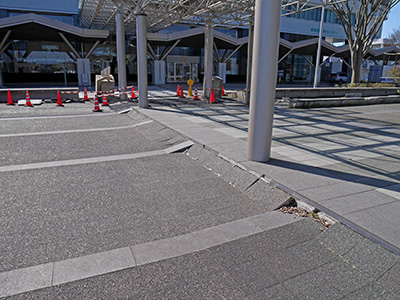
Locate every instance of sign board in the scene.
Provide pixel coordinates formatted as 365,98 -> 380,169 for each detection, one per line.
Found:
82,73 -> 89,84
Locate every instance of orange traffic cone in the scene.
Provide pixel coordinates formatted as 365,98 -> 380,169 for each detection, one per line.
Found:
25,90 -> 33,107
180,86 -> 184,98
193,87 -> 198,100
56,90 -> 64,107
83,87 -> 89,101
6,90 -> 14,105
177,85 -> 180,97
131,86 -> 137,99
210,88 -> 216,103
102,92 -> 109,106
93,95 -> 102,112
222,85 -> 226,96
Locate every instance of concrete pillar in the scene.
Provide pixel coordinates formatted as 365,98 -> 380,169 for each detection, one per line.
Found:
136,13 -> 148,108
218,63 -> 226,84
203,24 -> 213,99
313,3 -> 325,88
152,60 -> 166,85
246,22 -> 253,105
0,65 -> 3,87
247,0 -> 282,162
77,58 -> 91,87
116,12 -> 127,99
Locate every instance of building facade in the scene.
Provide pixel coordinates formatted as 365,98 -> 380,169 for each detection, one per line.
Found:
0,1 -> 387,86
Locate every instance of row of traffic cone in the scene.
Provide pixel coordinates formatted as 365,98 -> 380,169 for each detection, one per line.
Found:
5,90 -> 41,107
176,85 -> 224,103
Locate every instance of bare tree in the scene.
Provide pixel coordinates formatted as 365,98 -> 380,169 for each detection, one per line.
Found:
331,0 -> 400,83
389,28 -> 400,46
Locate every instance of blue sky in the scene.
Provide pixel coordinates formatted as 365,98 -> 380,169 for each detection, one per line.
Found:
382,4 -> 400,38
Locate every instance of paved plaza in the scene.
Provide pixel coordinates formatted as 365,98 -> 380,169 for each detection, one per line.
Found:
0,91 -> 399,298
142,86 -> 400,254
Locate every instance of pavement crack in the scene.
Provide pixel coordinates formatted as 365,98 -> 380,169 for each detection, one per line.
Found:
244,177 -> 260,192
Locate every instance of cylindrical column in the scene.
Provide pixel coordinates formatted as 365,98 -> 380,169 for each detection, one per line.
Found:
136,13 -> 148,108
203,24 -> 213,99
313,3 -> 325,88
245,21 -> 253,105
247,0 -> 282,162
116,12 -> 127,99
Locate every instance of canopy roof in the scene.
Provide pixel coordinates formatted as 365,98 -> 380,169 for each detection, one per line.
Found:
0,13 -> 108,42
78,0 -> 342,34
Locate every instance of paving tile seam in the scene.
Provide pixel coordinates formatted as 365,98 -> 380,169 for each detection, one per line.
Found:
0,141 -> 193,173
0,211 -> 301,298
0,120 -> 153,138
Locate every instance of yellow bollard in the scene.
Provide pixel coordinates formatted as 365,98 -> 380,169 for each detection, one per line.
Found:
187,79 -> 194,97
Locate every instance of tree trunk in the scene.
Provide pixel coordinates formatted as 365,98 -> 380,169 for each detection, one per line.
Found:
350,48 -> 363,84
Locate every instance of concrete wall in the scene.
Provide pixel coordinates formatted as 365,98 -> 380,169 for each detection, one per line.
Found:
276,87 -> 400,99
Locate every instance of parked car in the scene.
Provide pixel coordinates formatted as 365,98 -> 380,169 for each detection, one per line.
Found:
328,72 -> 348,84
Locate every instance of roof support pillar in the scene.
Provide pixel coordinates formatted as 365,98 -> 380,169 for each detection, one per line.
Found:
0,30 -> 11,53
246,21 -> 253,105
116,11 -> 127,100
203,23 -> 213,99
247,0 -> 282,162
85,40 -> 101,59
59,32 -> 81,59
136,13 -> 148,108
313,1 -> 326,88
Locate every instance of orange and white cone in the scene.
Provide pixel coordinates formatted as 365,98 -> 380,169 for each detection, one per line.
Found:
102,92 -> 109,106
56,90 -> 64,107
180,86 -> 184,98
25,90 -> 33,107
210,88 -> 216,103
131,86 -> 137,100
222,85 -> 226,96
177,85 -> 180,97
83,87 -> 89,101
193,87 -> 198,100
7,90 -> 15,105
93,95 -> 102,112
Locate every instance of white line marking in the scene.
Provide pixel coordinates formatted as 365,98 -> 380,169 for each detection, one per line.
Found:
0,120 -> 153,138
0,140 -> 192,173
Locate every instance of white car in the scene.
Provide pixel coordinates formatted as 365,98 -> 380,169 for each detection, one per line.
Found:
328,72 -> 348,84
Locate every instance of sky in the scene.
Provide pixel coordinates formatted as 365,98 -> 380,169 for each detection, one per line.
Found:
382,3 -> 400,38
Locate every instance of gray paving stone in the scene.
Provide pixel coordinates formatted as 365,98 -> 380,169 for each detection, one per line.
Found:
378,262 -> 400,296
53,247 -> 135,286
283,267 -> 342,300
343,242 -> 399,280
320,190 -> 399,215
342,283 -> 398,300
313,259 -> 373,296
246,283 -> 297,300
298,181 -> 375,201
0,263 -> 53,298
344,202 -> 400,250
2,287 -> 53,300
224,257 -> 280,294
244,179 -> 291,210
262,248 -> 314,282
248,211 -> 300,231
223,165 -> 259,191
316,223 -> 366,255
131,233 -> 202,266
288,239 -> 337,269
